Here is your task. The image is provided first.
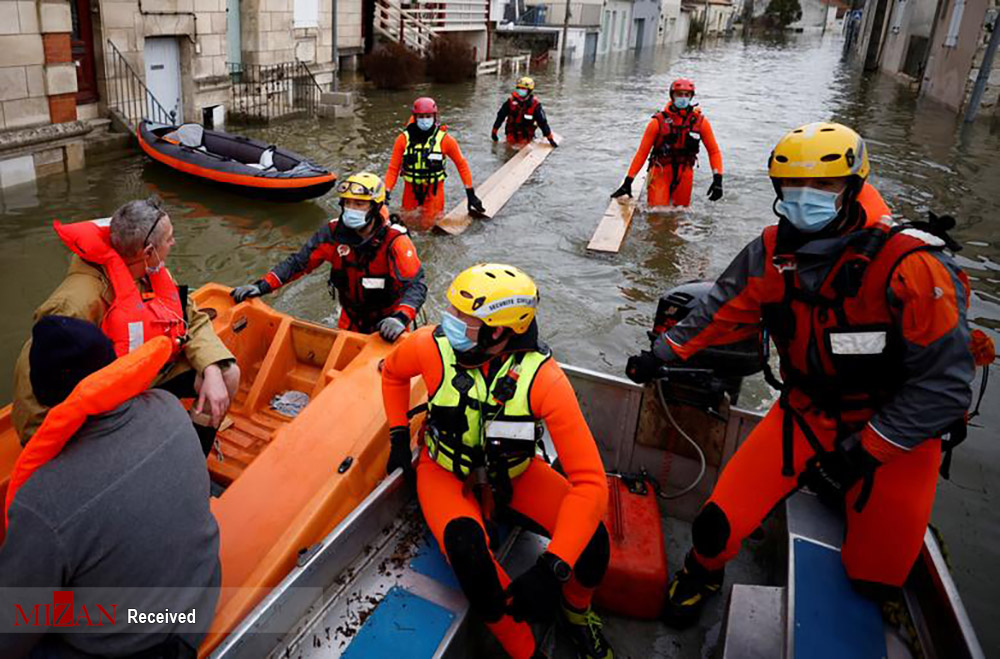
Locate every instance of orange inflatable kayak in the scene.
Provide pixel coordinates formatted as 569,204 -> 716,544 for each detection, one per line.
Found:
0,284 -> 427,655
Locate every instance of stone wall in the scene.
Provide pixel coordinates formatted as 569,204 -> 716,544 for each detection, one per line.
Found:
0,0 -> 87,191
241,0 -> 337,77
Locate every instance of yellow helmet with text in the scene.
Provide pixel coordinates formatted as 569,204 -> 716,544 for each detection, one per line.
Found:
446,263 -> 539,334
515,76 -> 535,92
336,171 -> 386,205
768,122 -> 870,180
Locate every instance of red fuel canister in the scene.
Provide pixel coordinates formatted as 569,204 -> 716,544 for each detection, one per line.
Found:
593,474 -> 668,619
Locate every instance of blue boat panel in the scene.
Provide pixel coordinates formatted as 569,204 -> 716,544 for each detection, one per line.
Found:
342,586 -> 455,659
792,538 -> 887,659
409,529 -> 461,590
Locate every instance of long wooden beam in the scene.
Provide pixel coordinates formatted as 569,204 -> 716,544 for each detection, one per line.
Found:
586,168 -> 647,253
435,134 -> 561,235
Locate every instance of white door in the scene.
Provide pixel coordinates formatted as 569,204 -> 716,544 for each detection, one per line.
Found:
144,37 -> 182,123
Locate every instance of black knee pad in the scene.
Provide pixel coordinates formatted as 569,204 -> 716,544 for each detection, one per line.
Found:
692,503 -> 730,559
443,517 -> 506,621
573,523 -> 611,588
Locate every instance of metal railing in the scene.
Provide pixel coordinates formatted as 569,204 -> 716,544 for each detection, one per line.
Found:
374,0 -> 488,54
105,39 -> 175,131
476,53 -> 531,75
227,60 -> 323,124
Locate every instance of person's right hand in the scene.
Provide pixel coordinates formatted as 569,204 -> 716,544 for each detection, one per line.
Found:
611,176 -> 634,199
626,350 -> 664,384
231,283 -> 264,303
491,130 -> 499,142
386,426 -> 415,482
385,188 -> 392,203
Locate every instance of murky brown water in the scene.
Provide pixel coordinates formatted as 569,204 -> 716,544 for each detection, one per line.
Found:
1,33 -> 998,651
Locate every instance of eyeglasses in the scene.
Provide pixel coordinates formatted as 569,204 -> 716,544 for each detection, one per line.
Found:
337,180 -> 380,198
144,213 -> 165,247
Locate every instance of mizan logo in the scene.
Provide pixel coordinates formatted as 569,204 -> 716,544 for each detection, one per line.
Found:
15,591 -> 116,628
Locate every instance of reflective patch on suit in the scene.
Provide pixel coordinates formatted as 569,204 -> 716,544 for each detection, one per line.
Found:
362,277 -> 386,290
829,331 -> 887,355
484,420 -> 534,441
128,322 -> 144,353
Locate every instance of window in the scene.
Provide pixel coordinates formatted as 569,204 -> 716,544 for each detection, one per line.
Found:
943,0 -> 964,47
294,0 -> 319,28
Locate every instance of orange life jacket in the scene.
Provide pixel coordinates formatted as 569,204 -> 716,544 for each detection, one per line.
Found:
327,220 -> 411,331
53,219 -> 186,357
650,105 -> 703,167
4,337 -> 173,529
760,187 -> 958,425
506,94 -> 541,141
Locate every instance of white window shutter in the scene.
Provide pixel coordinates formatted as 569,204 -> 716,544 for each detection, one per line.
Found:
944,0 -> 965,47
294,0 -> 320,28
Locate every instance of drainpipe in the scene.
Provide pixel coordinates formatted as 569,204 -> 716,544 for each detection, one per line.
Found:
561,0 -> 572,61
332,0 -> 339,90
964,13 -> 1000,122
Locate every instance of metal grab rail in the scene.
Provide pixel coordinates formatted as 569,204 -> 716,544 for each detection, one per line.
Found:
227,60 -> 321,124
105,39 -> 175,130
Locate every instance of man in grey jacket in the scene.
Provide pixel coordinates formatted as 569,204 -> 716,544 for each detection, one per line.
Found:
0,316 -> 221,658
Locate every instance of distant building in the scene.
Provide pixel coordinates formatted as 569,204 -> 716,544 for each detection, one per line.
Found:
657,0 -> 693,43
853,0 -> 1000,117
683,0 -> 737,36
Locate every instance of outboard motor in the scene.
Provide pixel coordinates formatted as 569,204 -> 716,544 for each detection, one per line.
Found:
649,281 -> 762,411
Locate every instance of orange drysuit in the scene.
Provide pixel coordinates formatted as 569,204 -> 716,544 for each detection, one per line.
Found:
654,184 -> 974,586
382,326 -> 609,658
626,105 -> 723,207
385,123 -> 474,230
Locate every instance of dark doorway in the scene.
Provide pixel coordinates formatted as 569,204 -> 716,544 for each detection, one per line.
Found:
70,0 -> 99,104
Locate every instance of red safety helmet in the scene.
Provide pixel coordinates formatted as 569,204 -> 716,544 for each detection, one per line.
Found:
412,97 -> 438,115
670,78 -> 696,95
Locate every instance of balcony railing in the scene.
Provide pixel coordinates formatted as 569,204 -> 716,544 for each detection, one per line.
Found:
375,0 -> 489,54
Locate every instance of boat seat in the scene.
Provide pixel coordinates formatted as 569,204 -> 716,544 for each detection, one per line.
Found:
785,493 -> 888,658
162,123 -> 205,148
245,146 -> 276,171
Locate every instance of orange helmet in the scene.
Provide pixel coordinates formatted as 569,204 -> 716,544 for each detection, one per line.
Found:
670,78 -> 695,95
412,97 -> 438,115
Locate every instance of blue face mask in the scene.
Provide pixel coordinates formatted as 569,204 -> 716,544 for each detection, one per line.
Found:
776,187 -> 842,233
673,96 -> 691,110
516,88 -> 529,98
341,208 -> 369,230
441,311 -> 476,352
416,117 -> 435,131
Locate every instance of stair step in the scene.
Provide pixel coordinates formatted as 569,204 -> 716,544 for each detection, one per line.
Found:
721,584 -> 785,659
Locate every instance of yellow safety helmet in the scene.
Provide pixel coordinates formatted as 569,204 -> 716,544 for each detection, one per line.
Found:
447,263 -> 539,335
515,76 -> 535,92
337,171 -> 386,205
768,122 -> 870,180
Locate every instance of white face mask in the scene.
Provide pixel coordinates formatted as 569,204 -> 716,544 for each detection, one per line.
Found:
145,245 -> 164,275
416,117 -> 435,131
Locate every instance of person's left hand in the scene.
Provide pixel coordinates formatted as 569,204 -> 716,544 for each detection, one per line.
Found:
707,174 -> 724,201
506,554 -> 563,623
799,439 -> 880,509
378,314 -> 408,342
547,135 -> 558,147
196,363 -> 230,427
626,350 -> 665,384
466,188 -> 486,215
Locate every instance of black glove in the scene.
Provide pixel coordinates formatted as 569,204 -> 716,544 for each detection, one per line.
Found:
707,173 -> 723,201
547,135 -> 558,148
506,552 -> 566,623
231,280 -> 270,303
386,426 -> 415,482
466,188 -> 486,215
799,438 -> 880,510
491,130 -> 499,142
385,188 -> 392,203
626,350 -> 665,384
611,176 -> 634,199
377,313 -> 408,343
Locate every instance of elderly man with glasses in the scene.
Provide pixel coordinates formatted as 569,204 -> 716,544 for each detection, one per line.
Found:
12,197 -> 239,455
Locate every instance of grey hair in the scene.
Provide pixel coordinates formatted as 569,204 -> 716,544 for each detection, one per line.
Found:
109,196 -> 167,257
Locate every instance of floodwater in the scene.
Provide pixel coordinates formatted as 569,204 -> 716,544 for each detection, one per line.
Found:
1,33 -> 998,652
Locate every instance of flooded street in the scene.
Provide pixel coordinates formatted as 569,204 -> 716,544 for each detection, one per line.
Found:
2,33 -> 998,652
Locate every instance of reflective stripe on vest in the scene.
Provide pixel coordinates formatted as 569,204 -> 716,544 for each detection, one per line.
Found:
426,333 -> 549,479
52,219 -> 186,357
402,128 -> 447,185
4,336 -> 173,528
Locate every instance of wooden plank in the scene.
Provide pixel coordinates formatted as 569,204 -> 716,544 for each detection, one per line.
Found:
435,133 -> 560,235
586,168 -> 647,253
